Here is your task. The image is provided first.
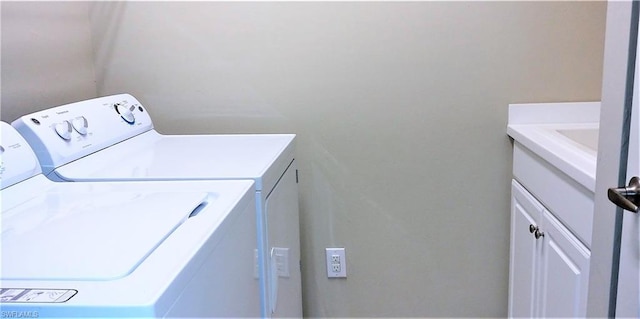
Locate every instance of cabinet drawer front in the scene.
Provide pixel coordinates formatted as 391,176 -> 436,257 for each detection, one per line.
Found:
513,142 -> 594,248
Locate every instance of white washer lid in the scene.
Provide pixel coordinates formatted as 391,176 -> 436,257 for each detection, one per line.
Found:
52,132 -> 295,192
1,189 -> 209,281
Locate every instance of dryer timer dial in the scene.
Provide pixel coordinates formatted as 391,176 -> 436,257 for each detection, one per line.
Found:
114,103 -> 136,124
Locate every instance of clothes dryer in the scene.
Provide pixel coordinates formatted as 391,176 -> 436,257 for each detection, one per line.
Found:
0,122 -> 260,317
12,94 -> 302,318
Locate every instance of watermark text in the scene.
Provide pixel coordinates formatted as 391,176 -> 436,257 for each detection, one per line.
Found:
1,311 -> 39,318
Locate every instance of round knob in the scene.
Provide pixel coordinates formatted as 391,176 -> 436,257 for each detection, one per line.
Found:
115,103 -> 135,124
529,224 -> 537,234
54,121 -> 72,140
71,116 -> 89,135
72,116 -> 88,135
534,229 -> 545,239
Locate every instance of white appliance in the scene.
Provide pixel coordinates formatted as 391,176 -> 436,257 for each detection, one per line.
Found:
0,122 -> 260,318
12,94 -> 302,318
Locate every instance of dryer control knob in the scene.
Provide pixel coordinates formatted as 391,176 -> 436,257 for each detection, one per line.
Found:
72,116 -> 88,135
55,121 -> 73,140
115,103 -> 135,125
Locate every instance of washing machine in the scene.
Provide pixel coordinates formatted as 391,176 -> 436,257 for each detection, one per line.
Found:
0,122 -> 260,317
12,94 -> 302,318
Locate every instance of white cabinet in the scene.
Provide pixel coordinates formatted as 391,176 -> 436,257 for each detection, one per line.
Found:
509,180 -> 542,318
507,102 -> 597,318
539,208 -> 590,318
509,179 -> 590,318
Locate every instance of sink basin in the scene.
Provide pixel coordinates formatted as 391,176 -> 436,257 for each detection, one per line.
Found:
507,101 -> 600,192
556,128 -> 599,152
508,124 -> 598,192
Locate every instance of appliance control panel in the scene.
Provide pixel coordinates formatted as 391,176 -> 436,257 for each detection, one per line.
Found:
0,122 -> 42,189
11,94 -> 154,173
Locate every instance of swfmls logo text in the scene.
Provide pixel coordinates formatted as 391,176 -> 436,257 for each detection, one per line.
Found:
1,311 -> 39,318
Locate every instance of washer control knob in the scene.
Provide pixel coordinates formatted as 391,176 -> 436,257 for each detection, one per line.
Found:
115,103 -> 135,124
55,121 -> 73,140
72,116 -> 89,135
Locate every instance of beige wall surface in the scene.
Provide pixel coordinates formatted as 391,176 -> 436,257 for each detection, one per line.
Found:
1,1 -> 97,122
2,1 -> 606,317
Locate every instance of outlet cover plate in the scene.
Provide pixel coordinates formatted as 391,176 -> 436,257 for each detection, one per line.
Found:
326,248 -> 347,278
272,247 -> 290,277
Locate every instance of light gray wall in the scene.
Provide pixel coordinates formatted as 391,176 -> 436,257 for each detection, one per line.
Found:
89,2 -> 606,317
1,1 -> 606,317
1,1 -> 96,122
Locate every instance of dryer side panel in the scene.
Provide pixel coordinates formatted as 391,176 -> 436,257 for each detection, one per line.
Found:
265,160 -> 302,318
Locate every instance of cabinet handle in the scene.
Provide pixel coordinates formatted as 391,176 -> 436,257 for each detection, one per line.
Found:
529,224 -> 544,239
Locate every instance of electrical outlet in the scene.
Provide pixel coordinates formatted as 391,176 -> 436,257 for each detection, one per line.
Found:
326,248 -> 347,278
273,247 -> 290,277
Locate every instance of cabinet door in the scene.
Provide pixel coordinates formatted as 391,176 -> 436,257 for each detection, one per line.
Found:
539,210 -> 590,318
509,180 -> 544,318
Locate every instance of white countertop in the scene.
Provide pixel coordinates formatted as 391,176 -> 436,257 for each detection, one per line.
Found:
507,102 -> 600,192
